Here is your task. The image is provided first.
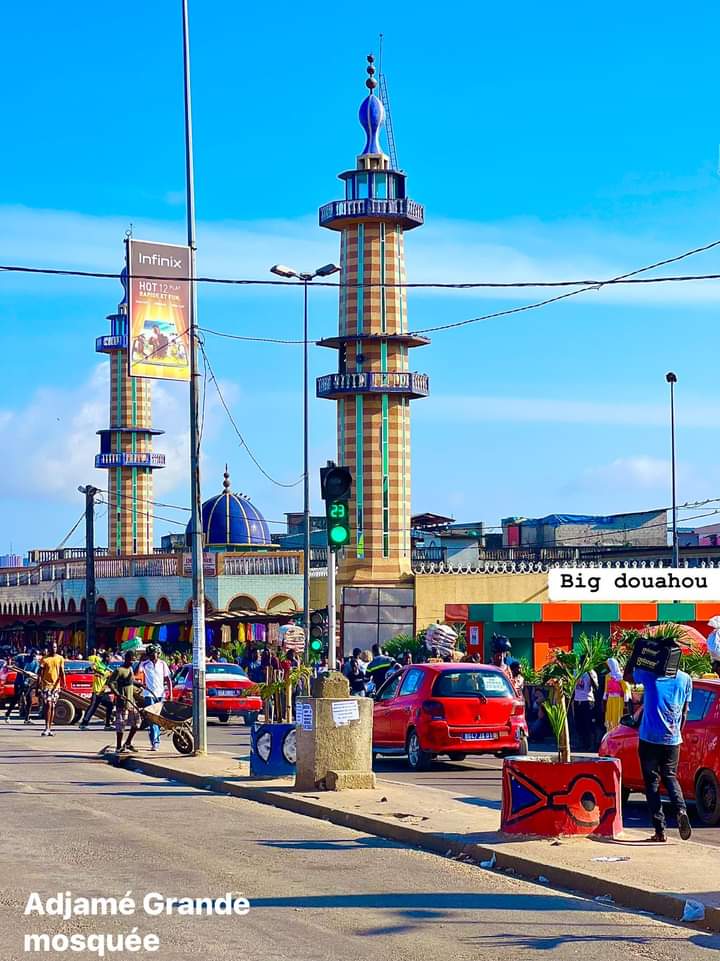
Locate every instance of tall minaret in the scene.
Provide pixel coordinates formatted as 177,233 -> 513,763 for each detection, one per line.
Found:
317,56 -> 429,585
95,268 -> 165,556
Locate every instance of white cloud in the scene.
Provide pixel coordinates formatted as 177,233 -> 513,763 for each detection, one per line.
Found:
0,362 -> 193,507
561,455 -> 709,516
2,204 -> 719,311
424,393 -> 720,428
580,456 -> 672,490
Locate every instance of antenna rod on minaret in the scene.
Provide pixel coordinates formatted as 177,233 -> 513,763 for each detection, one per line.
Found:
377,37 -> 399,171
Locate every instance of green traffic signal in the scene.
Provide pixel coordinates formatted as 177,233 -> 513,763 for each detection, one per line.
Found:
310,638 -> 323,652
329,522 -> 350,546
321,465 -> 352,551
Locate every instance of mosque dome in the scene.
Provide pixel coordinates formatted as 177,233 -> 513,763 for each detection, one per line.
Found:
186,468 -> 273,549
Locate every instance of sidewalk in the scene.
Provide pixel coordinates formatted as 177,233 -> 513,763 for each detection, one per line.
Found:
112,747 -> 720,933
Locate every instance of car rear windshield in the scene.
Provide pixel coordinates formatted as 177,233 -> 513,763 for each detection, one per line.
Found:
206,664 -> 248,678
432,670 -> 513,698
65,661 -> 93,674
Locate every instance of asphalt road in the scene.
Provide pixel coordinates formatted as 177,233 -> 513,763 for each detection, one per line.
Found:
1,729 -> 718,961
10,714 -> 719,846
201,719 -> 720,848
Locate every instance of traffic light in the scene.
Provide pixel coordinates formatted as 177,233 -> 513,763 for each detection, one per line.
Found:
320,464 -> 352,550
309,608 -> 328,654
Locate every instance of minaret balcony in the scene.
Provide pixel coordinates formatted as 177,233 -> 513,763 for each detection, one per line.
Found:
96,334 -> 128,353
317,371 -> 429,400
95,452 -> 166,469
319,197 -> 424,230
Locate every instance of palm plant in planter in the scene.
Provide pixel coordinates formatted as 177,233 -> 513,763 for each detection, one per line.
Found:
539,633 -> 611,763
500,633 -> 624,838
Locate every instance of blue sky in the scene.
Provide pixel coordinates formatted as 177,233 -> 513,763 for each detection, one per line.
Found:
3,1 -> 720,554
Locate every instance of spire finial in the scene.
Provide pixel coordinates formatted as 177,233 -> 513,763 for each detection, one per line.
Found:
366,53 -> 377,91
358,54 -> 385,156
223,465 -> 231,492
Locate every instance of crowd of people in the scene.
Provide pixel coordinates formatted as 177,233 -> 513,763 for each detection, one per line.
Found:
2,643 -> 172,751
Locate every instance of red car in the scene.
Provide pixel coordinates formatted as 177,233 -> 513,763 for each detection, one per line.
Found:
0,662 -> 17,703
372,663 -> 528,771
0,658 -> 94,702
599,677 -> 720,825
172,663 -> 262,725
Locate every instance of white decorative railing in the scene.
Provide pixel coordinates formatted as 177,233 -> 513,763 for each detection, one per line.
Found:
412,558 -> 720,575
0,551 -> 303,588
223,553 -> 301,576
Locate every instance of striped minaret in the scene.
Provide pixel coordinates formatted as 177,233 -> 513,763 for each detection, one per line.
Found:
317,56 -> 429,584
95,268 -> 165,556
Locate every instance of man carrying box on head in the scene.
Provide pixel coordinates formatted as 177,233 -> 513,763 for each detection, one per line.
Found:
624,633 -> 693,843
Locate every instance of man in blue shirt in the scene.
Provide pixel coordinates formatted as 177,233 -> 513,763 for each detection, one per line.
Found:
625,662 -> 693,842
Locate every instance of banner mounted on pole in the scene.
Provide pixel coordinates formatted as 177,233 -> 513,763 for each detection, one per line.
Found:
127,238 -> 191,381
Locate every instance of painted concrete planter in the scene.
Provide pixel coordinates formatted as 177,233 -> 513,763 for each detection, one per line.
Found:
249,722 -> 297,778
501,754 -> 623,838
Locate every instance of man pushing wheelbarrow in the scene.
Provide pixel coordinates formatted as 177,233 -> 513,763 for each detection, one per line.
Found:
108,651 -> 194,756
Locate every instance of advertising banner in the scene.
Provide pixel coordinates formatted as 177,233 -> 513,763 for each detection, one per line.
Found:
182,553 -> 217,577
127,238 -> 191,381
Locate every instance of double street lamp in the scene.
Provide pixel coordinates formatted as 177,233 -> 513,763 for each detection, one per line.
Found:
270,263 -> 340,657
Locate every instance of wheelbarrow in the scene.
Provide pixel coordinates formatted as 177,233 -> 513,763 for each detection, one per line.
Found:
137,699 -> 194,755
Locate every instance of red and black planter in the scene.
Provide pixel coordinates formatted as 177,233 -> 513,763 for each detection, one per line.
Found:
501,755 -> 623,838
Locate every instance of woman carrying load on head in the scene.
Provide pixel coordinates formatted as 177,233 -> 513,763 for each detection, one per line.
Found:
604,657 -> 630,732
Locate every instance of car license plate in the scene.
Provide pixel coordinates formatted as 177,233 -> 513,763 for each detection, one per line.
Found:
213,691 -> 234,697
463,732 -> 497,741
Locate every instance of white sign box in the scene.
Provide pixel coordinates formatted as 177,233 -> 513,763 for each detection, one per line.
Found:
331,700 -> 360,727
548,567 -> 720,602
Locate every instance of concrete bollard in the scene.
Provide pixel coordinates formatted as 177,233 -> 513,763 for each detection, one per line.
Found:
295,672 -> 376,791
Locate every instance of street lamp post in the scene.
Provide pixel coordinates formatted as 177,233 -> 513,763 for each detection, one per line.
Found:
666,371 -> 679,568
270,263 -> 340,658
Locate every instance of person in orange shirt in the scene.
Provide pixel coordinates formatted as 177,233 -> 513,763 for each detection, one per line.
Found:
38,640 -> 65,737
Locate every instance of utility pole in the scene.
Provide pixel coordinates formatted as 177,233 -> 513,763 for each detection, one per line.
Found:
666,371 -> 679,568
327,545 -> 337,670
78,485 -> 98,653
182,0 -> 207,754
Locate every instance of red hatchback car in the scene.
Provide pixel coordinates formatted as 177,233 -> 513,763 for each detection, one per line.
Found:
172,663 -> 262,725
372,663 -> 528,770
599,677 -> 720,825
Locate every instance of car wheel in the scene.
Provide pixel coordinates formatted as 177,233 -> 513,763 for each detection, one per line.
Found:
54,699 -> 75,726
517,733 -> 529,756
242,712 -> 258,726
406,729 -> 432,771
447,753 -> 467,762
621,785 -> 631,806
695,770 -> 720,826
217,712 -> 230,724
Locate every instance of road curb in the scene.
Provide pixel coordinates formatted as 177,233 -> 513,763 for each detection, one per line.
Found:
121,755 -> 720,933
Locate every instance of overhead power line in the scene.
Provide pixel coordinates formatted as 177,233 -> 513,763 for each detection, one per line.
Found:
55,511 -> 86,550
200,343 -> 304,489
412,238 -> 720,335
2,236 -> 720,290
